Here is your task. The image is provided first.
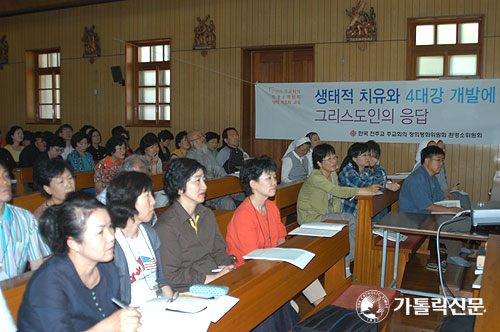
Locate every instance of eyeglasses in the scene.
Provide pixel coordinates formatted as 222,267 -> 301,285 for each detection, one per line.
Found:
430,158 -> 445,163
323,156 -> 338,162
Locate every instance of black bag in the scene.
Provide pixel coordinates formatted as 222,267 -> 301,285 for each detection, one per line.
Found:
436,315 -> 475,332
293,305 -> 378,332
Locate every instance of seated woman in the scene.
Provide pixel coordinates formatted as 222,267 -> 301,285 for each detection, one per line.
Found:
205,131 -> 220,158
155,158 -> 234,292
107,172 -> 172,306
157,130 -> 173,162
225,156 -> 321,320
297,144 -> 379,273
87,128 -> 107,162
170,131 -> 190,159
67,131 -> 95,173
18,192 -> 141,332
94,136 -> 127,195
4,126 -> 24,164
34,158 -> 76,220
135,133 -> 162,175
281,136 -> 311,183
305,131 -> 321,172
338,142 -> 399,216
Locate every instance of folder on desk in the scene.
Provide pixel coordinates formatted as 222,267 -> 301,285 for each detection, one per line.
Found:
243,248 -> 315,269
288,222 -> 346,237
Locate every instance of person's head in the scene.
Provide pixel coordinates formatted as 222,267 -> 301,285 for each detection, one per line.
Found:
175,131 -> 189,150
0,160 -> 12,204
437,140 -> 446,152
33,132 -> 47,153
56,124 -> 73,142
421,146 -> 445,175
306,132 -> 321,149
294,138 -> 311,157
188,130 -> 207,151
366,140 -> 381,167
70,131 -> 89,153
122,154 -> 151,174
36,158 -> 75,202
88,129 -> 102,146
79,125 -> 94,135
339,142 -> 370,173
23,130 -> 34,147
111,126 -> 130,142
139,133 -> 160,159
240,156 -> 277,197
39,192 -> 114,260
6,126 -> 23,145
313,143 -> 338,173
107,172 -> 155,228
205,132 -> 220,152
158,130 -> 174,149
46,134 -> 66,159
163,158 -> 206,203
105,135 -> 127,160
222,127 -> 239,148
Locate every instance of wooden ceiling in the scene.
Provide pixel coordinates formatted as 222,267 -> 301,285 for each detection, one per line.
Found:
0,0 -> 122,17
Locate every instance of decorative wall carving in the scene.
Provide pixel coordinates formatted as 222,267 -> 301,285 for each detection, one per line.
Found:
193,14 -> 216,55
82,25 -> 100,63
345,1 -> 377,42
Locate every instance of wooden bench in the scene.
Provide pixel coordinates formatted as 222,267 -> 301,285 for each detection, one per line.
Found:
11,192 -> 46,214
272,179 -> 303,225
214,209 -> 234,239
74,171 -> 94,191
13,167 -> 34,196
1,270 -> 34,324
353,182 -> 425,288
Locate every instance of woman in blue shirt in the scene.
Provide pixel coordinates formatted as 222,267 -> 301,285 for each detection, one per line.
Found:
18,192 -> 141,332
67,131 -> 95,173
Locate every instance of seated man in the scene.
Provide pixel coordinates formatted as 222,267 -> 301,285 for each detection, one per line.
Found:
185,130 -> 236,210
18,132 -> 46,168
216,127 -> 249,174
399,145 -> 470,269
0,160 -> 51,281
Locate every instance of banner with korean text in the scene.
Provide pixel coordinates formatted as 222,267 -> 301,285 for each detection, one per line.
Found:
255,79 -> 499,144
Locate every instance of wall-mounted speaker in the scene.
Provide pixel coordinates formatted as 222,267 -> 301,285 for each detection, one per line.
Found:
111,66 -> 125,86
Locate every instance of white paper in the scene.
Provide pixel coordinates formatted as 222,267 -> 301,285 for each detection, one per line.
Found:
288,222 -> 346,237
355,191 -> 384,196
372,228 -> 408,242
243,248 -> 315,269
435,200 -> 461,208
387,174 -> 409,180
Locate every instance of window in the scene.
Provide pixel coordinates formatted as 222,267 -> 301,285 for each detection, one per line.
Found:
126,39 -> 171,126
25,48 -> 61,124
407,15 -> 483,80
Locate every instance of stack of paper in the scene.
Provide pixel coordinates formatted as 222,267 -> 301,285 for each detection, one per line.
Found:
288,222 -> 346,237
372,228 -> 408,242
243,248 -> 315,269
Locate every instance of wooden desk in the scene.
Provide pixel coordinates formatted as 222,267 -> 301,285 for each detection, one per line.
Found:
13,168 -> 33,195
205,176 -> 244,201
208,228 -> 350,331
1,271 -> 34,324
474,234 -> 500,332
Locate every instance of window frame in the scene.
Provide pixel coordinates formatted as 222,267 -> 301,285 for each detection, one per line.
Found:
406,15 -> 483,80
25,48 -> 61,124
125,38 -> 171,127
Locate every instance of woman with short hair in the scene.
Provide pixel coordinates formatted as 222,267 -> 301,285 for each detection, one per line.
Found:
18,192 -> 141,332
34,158 -> 76,220
170,131 -> 190,159
67,131 -> 95,173
155,158 -> 233,291
4,126 -> 24,164
107,172 -> 172,305
135,133 -> 162,175
87,128 -> 107,162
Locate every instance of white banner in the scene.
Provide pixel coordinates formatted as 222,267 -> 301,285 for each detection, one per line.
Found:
255,79 -> 499,144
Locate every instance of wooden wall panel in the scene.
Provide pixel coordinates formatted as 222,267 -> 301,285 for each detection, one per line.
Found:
0,0 -> 499,201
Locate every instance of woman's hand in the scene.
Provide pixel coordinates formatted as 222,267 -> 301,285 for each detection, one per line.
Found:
359,184 -> 381,194
204,265 -> 234,284
386,182 -> 400,192
161,285 -> 174,298
88,308 -> 141,332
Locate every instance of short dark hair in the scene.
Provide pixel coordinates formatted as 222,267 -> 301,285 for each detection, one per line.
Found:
366,140 -> 381,159
46,134 -> 66,150
36,158 -> 75,197
112,126 -> 130,141
239,156 -> 276,196
88,128 -> 102,142
70,131 -> 89,148
339,142 -> 370,173
0,159 -> 11,178
221,127 -> 237,147
106,172 -> 153,229
23,131 -> 34,144
158,130 -> 174,142
306,132 -> 318,140
32,131 -> 44,143
79,125 -> 94,134
421,146 -> 445,164
138,133 -> 159,154
205,131 -> 220,143
6,126 -> 23,145
105,135 -> 126,156
312,143 -> 336,169
39,191 -> 107,254
56,124 -> 73,136
175,131 -> 188,149
163,158 -> 206,202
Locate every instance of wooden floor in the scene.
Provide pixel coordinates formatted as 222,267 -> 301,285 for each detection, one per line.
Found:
294,250 -> 477,332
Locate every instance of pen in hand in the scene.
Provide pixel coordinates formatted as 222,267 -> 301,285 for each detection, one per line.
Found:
111,297 -> 128,309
